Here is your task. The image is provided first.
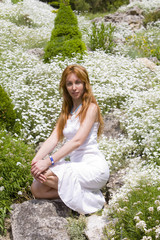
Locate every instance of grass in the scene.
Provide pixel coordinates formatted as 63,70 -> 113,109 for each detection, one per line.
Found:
67,215 -> 87,240
103,182 -> 160,239
0,130 -> 34,235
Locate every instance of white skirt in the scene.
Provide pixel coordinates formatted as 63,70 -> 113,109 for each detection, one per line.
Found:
50,155 -> 109,214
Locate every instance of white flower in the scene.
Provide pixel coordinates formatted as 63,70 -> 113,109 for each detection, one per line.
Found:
148,207 -> 154,213
0,186 -> 4,191
134,216 -> 140,222
136,220 -> 147,232
16,162 -> 22,166
18,191 -> 22,195
155,226 -> 160,239
141,236 -> 152,240
157,206 -> 160,212
155,200 -> 160,206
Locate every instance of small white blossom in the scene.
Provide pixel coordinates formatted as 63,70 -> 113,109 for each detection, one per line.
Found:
0,186 -> 4,191
136,220 -> 147,232
157,206 -> 160,212
148,207 -> 154,213
134,216 -> 140,222
16,162 -> 22,166
18,191 -> 22,195
155,200 -> 160,206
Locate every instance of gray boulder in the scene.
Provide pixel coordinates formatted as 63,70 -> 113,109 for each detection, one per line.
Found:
11,199 -> 71,240
104,6 -> 144,29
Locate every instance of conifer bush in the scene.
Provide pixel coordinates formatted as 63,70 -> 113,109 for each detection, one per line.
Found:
44,2 -> 86,62
0,85 -> 21,134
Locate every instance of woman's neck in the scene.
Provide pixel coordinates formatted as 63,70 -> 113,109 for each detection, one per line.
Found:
72,100 -> 82,109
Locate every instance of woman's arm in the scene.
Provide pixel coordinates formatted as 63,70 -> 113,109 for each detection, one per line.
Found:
32,126 -> 59,163
31,103 -> 98,178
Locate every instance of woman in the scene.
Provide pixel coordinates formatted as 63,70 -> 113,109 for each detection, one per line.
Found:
31,64 -> 109,214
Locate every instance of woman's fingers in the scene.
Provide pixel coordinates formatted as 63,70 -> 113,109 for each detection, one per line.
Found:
34,174 -> 47,183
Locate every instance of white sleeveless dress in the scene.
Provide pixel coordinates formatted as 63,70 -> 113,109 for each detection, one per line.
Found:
50,114 -> 109,214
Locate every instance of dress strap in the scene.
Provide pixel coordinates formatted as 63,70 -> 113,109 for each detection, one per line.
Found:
70,104 -> 82,115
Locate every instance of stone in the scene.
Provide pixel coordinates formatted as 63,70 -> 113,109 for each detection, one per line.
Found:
103,111 -> 124,139
104,7 -> 144,29
27,48 -> 44,58
137,58 -> 157,71
85,214 -> 108,240
11,199 -> 71,240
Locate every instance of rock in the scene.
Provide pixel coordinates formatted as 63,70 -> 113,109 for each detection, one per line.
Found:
103,111 -> 124,138
27,48 -> 44,58
104,7 -> 144,29
85,214 -> 108,240
137,57 -> 157,71
11,199 -> 71,240
107,171 -> 125,197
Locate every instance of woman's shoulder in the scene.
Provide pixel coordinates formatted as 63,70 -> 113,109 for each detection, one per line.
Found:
86,103 -> 98,121
88,103 -> 98,112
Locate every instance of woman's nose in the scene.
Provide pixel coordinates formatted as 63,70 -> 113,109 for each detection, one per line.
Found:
72,83 -> 76,90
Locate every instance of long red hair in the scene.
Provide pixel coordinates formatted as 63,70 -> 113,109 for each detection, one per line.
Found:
56,64 -> 104,141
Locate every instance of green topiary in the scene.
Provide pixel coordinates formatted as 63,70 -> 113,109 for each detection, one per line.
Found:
44,37 -> 86,59
0,85 -> 21,134
44,2 -> 86,62
54,3 -> 78,26
51,25 -> 82,40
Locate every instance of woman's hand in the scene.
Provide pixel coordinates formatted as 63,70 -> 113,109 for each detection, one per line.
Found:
35,173 -> 47,183
31,159 -> 50,178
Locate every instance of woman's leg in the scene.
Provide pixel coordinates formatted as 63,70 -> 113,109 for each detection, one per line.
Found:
31,169 -> 59,199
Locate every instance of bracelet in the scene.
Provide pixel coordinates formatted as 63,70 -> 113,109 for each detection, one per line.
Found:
49,155 -> 54,166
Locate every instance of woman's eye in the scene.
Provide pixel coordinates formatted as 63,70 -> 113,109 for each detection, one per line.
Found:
76,81 -> 82,85
66,82 -> 72,86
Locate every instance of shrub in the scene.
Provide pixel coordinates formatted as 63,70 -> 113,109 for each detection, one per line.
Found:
9,14 -> 39,28
0,85 -> 21,134
104,0 -> 129,13
71,0 -> 90,13
0,130 -> 35,235
85,0 -> 129,13
125,31 -> 160,61
54,2 -> 78,25
89,22 -> 116,53
44,2 -> 86,62
67,215 -> 86,240
49,1 -> 60,8
104,182 -> 160,240
143,9 -> 160,27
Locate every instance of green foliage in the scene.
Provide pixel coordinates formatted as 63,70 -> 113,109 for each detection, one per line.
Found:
104,182 -> 160,239
9,14 -> 39,28
55,4 -> 78,25
11,0 -> 23,4
0,85 -> 22,134
49,1 -> 60,8
72,0 -> 90,13
44,3 -> 86,62
0,130 -> 35,235
89,22 -> 116,53
143,9 -> 160,27
44,37 -> 86,60
67,215 -> 87,240
126,31 -> 160,61
104,0 -> 129,13
51,25 -> 82,40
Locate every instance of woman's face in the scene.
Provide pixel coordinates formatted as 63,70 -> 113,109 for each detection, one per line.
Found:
66,73 -> 84,102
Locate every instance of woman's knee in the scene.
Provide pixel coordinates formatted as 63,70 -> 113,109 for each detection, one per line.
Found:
31,180 -> 45,199
31,181 -> 38,198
